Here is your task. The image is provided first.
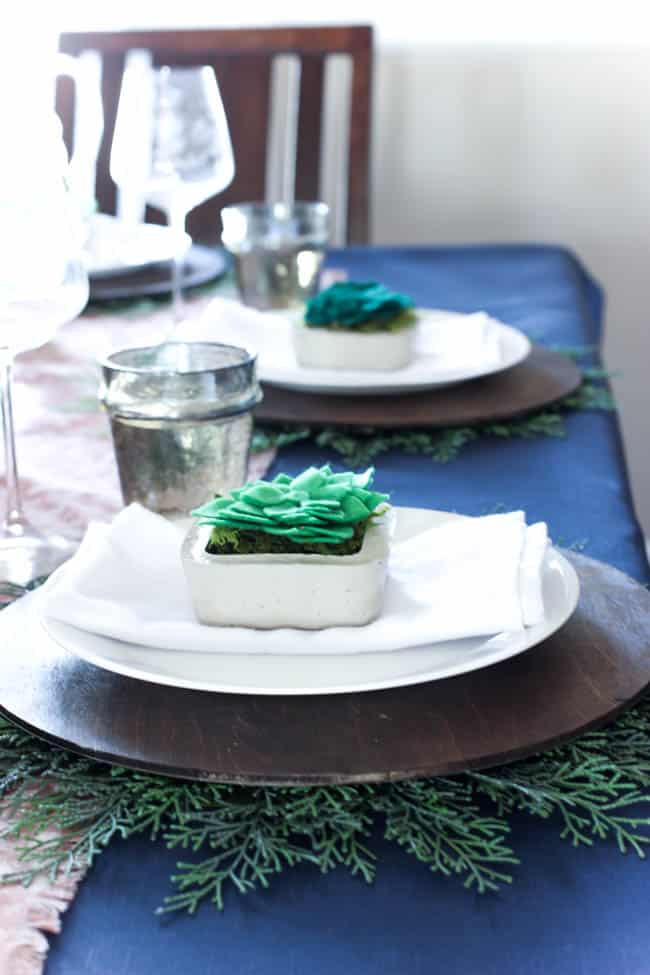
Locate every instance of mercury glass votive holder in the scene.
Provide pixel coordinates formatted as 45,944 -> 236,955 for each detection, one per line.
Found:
221,201 -> 330,310
100,342 -> 262,517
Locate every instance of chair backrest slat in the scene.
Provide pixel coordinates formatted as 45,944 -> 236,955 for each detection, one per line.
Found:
266,54 -> 301,205
59,26 -> 372,243
320,55 -> 354,247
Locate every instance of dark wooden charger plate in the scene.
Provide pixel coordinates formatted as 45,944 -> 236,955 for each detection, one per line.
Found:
88,244 -> 229,302
0,553 -> 649,784
255,345 -> 580,429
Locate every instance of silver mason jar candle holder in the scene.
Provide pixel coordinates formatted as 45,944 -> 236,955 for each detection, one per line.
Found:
99,342 -> 262,517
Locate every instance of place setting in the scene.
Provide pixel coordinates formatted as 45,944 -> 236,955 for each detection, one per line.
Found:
199,285 -> 581,429
187,202 -> 581,429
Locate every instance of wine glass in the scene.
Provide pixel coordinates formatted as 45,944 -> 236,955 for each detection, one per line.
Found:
0,114 -> 89,587
110,63 -> 235,326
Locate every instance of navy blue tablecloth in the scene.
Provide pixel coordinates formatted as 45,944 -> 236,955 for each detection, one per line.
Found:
47,246 -> 650,975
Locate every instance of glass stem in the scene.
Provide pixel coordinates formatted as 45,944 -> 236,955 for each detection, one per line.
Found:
0,352 -> 25,535
169,207 -> 188,329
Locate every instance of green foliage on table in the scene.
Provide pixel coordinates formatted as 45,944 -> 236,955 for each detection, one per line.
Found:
252,357 -> 615,469
2,697 -> 650,914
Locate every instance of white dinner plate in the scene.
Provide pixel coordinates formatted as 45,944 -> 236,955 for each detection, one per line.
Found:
257,310 -> 531,396
83,213 -> 191,278
33,507 -> 579,696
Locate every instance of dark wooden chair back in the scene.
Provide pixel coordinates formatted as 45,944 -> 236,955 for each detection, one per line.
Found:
57,26 -> 372,244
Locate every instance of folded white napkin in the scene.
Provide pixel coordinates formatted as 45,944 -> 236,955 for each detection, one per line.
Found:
414,310 -> 503,371
183,298 -> 504,376
42,504 -> 548,655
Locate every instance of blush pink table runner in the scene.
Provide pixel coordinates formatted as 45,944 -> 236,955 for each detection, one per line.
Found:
0,292 -> 276,974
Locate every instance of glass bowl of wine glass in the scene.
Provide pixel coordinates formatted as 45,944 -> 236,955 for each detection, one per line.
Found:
110,61 -> 235,327
0,113 -> 89,587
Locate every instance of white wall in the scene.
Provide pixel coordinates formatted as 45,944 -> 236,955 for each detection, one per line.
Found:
372,42 -> 650,534
13,2 -> 650,529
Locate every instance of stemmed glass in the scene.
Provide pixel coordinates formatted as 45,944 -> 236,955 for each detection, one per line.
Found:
110,63 -> 235,326
0,115 -> 89,587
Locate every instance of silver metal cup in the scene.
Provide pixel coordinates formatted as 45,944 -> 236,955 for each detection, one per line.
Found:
100,341 -> 262,517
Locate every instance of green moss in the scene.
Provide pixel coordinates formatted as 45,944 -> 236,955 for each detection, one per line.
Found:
307,307 -> 417,334
206,519 -> 369,556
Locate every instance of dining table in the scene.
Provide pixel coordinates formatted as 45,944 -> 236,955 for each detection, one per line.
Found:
7,243 -> 649,974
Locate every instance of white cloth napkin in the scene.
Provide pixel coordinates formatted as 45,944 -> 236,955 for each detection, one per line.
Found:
182,297 -> 504,376
414,309 -> 503,371
42,504 -> 548,655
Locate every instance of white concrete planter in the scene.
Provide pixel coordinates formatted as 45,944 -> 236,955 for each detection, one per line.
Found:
181,515 -> 391,629
292,320 -> 416,371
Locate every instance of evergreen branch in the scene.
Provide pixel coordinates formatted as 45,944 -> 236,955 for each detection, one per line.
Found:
372,779 -> 517,892
159,784 -> 376,913
250,426 -> 311,455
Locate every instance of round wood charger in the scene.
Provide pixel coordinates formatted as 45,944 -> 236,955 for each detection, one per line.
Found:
254,345 -> 581,429
88,245 -> 228,302
1,552 -> 648,785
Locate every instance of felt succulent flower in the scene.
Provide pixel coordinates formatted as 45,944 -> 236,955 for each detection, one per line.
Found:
192,465 -> 389,546
304,282 -> 415,332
